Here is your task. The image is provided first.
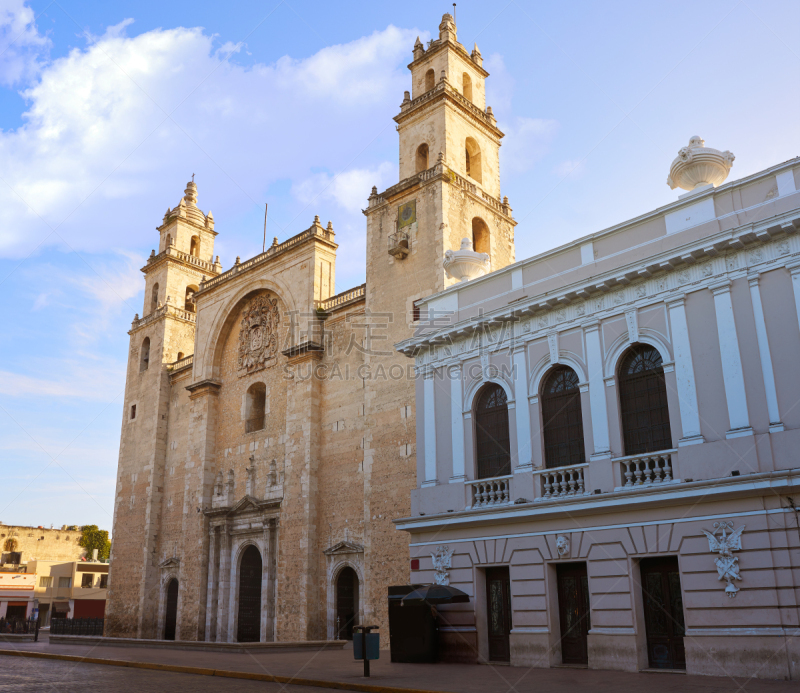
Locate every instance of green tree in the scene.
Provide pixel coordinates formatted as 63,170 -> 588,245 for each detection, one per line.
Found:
78,525 -> 111,561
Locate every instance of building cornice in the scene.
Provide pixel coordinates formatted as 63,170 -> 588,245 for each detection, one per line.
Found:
142,246 -> 220,277
195,222 -> 337,297
394,80 -> 503,140
396,206 -> 800,360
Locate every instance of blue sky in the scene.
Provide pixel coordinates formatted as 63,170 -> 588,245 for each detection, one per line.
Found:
1,0 -> 798,533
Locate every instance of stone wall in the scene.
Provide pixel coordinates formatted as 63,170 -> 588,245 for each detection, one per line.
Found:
0,525 -> 84,564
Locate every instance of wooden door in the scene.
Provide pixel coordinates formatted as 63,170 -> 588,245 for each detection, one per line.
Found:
237,545 -> 262,642
336,567 -> 358,640
556,563 -> 590,664
485,567 -> 512,662
640,557 -> 685,669
163,579 -> 178,640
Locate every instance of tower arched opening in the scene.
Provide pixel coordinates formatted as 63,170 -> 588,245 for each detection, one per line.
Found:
416,143 -> 429,173
465,137 -> 482,183
472,217 -> 490,256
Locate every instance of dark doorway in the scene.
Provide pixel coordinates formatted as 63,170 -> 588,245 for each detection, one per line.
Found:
4,605 -> 27,620
485,567 -> 512,662
640,556 -> 686,669
336,567 -> 358,640
556,562 -> 590,665
474,384 -> 511,479
163,579 -> 178,640
237,545 -> 262,642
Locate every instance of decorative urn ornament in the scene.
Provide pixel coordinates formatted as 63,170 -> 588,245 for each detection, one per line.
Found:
443,237 -> 490,282
667,136 -> 735,192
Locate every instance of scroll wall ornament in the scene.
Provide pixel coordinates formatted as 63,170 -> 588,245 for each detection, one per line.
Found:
431,545 -> 454,586
238,293 -> 280,374
702,521 -> 745,598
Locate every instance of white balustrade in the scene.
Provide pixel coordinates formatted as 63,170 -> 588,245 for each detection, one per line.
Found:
470,476 -> 511,508
534,464 -> 589,501
615,450 -> 675,489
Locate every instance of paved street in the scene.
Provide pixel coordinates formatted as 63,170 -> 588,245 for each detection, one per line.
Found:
0,635 -> 797,693
0,658 -> 327,692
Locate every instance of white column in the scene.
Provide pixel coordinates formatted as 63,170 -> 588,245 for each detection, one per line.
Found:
583,322 -> 611,458
710,281 -> 752,437
787,262 -> 800,337
422,369 -> 438,486
449,364 -> 466,482
666,297 -> 704,445
512,346 -> 533,471
748,275 -> 783,432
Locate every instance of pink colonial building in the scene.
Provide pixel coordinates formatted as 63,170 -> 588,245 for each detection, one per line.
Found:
395,140 -> 800,679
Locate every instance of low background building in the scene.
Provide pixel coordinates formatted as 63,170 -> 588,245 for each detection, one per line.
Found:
29,559 -> 109,625
0,572 -> 36,621
0,524 -> 85,569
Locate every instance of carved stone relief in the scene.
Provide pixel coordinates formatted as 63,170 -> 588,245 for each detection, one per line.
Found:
431,545 -> 454,586
702,521 -> 745,598
238,293 -> 280,375
556,535 -> 570,557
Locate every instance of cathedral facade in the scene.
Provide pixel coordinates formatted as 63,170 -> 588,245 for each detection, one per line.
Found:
106,14 -> 516,642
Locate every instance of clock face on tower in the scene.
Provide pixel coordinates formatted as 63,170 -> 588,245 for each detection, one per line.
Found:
398,200 -> 416,228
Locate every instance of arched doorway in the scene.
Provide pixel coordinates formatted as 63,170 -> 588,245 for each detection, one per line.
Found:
335,567 -> 358,640
163,579 -> 178,640
237,545 -> 262,642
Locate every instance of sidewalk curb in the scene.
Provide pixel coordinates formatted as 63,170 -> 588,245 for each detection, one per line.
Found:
0,649 -> 443,693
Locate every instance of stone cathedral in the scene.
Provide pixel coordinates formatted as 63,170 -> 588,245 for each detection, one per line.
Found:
107,14 -> 516,642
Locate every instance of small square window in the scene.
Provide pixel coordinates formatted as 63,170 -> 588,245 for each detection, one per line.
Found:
131,404 -> 136,420
100,575 -> 108,589
81,574 -> 93,588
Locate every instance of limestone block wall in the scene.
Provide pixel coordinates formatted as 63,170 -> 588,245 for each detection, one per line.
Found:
0,525 -> 84,564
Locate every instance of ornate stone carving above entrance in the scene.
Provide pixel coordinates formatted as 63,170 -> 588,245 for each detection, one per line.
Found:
238,293 -> 280,375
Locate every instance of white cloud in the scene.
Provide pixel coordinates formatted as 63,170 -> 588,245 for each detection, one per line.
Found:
0,18 -> 421,258
0,0 -> 50,85
292,162 -> 396,212
500,116 -> 560,175
0,358 -> 125,401
553,159 -> 586,180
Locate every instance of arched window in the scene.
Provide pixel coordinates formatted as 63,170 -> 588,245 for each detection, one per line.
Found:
472,217 -> 490,255
465,137 -> 482,183
245,382 -> 266,433
177,352 -> 184,361
163,578 -> 178,640
190,236 -> 200,257
184,285 -> 198,313
140,337 -> 150,372
425,68 -> 435,91
151,283 -> 159,313
474,383 -> 511,479
462,72 -> 472,102
618,345 -> 672,455
165,233 -> 172,250
416,143 -> 429,173
541,367 -> 586,468
336,566 -> 359,640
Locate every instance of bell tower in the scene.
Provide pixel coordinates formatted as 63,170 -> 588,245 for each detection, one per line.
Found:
387,12 -> 515,274
358,14 -> 516,633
